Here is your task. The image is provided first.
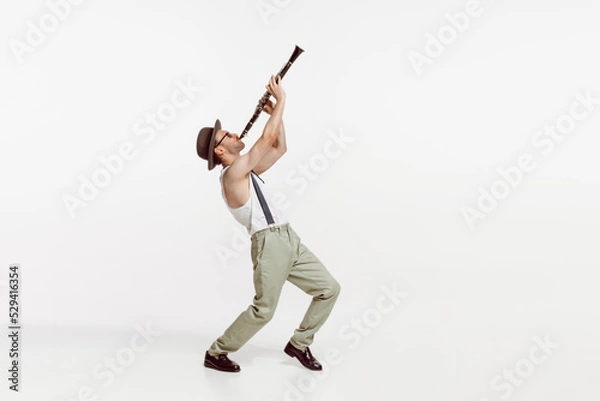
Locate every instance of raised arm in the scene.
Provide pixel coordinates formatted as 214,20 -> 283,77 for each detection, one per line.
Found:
226,75 -> 286,180
251,101 -> 287,175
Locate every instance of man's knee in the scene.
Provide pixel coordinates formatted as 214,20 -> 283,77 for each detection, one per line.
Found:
326,279 -> 341,299
251,304 -> 276,322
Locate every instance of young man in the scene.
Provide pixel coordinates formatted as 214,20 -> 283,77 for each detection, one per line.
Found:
196,75 -> 341,372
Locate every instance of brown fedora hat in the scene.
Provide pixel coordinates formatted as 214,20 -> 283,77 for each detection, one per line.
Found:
196,119 -> 221,170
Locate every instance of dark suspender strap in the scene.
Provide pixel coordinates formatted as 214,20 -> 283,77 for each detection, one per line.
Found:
250,171 -> 275,225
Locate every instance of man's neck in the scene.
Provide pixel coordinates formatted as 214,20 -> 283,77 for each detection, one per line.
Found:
221,154 -> 239,168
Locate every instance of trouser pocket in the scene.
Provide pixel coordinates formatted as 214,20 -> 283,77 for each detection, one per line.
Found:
251,232 -> 269,270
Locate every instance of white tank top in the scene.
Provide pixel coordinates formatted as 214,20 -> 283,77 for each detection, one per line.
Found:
219,165 -> 288,235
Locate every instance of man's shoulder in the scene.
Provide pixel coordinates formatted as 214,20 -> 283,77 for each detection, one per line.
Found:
221,161 -> 249,185
223,155 -> 251,179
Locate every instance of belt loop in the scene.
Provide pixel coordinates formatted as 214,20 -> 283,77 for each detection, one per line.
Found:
265,223 -> 290,233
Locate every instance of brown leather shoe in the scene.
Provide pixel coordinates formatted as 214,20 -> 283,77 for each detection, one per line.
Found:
284,342 -> 323,371
204,351 -> 241,372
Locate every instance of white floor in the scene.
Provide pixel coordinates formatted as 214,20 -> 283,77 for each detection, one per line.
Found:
3,265 -> 599,401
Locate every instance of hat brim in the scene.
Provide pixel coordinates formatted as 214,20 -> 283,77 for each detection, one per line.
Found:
207,119 -> 221,170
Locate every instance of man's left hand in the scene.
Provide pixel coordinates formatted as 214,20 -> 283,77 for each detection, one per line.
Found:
262,99 -> 276,115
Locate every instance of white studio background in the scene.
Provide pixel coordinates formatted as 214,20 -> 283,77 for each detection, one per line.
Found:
1,0 -> 599,400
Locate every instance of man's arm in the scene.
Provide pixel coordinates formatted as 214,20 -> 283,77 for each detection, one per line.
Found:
252,106 -> 287,175
225,75 -> 286,182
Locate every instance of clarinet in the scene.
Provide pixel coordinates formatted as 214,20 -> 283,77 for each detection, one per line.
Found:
239,45 -> 304,139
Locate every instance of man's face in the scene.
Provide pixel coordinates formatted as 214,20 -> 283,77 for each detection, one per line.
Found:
215,129 -> 245,154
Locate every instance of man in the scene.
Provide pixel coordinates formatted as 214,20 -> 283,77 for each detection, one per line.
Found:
196,75 -> 341,373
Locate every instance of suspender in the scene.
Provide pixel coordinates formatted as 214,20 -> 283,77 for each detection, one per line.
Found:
250,170 -> 275,225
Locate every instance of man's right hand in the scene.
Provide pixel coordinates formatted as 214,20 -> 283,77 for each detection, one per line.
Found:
265,75 -> 286,102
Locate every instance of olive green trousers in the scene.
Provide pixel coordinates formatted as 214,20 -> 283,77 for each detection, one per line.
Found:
208,223 -> 341,356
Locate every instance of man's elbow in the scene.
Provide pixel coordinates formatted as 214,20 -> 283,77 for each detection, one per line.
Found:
263,129 -> 278,144
277,143 -> 287,155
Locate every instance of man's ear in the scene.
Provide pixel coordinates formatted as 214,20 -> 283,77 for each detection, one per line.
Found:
214,147 -> 224,158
